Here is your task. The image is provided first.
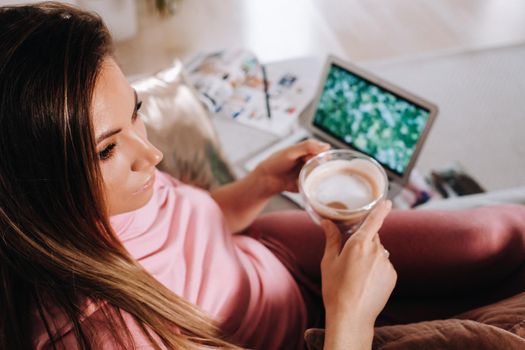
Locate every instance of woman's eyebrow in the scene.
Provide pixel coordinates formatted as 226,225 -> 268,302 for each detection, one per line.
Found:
95,90 -> 138,144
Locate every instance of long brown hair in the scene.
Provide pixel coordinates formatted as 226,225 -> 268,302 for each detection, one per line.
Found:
0,2 -> 240,349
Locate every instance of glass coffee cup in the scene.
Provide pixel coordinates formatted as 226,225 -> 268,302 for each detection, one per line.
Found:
299,149 -> 389,235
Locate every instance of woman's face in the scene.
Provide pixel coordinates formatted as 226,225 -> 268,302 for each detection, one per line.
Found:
92,58 -> 163,216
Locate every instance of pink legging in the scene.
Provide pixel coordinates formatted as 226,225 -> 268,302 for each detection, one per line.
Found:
243,204 -> 525,326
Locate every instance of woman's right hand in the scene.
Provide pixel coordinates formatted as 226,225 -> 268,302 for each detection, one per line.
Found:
321,200 -> 397,350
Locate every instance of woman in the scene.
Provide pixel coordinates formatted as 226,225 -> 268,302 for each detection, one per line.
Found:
0,3 -> 523,350
0,3 -> 395,349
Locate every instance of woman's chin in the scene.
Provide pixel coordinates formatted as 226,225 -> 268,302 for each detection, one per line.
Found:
110,187 -> 155,216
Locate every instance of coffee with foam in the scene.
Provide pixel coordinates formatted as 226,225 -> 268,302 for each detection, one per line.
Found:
303,159 -> 386,223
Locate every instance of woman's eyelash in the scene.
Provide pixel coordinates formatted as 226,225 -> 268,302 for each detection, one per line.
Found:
133,100 -> 143,121
98,143 -> 116,161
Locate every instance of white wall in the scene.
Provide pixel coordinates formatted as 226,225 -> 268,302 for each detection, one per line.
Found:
0,0 -> 137,42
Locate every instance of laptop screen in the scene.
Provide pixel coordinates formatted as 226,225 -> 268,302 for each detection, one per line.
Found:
313,63 -> 431,177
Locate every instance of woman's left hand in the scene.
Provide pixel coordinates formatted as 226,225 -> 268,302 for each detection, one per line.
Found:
253,139 -> 331,195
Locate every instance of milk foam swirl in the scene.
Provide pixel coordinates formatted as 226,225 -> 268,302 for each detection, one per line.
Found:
303,159 -> 385,214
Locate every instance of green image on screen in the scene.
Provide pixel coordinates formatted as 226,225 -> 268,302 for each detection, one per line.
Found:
313,64 -> 430,175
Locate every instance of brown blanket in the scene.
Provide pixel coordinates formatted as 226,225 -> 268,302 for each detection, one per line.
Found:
305,292 -> 525,350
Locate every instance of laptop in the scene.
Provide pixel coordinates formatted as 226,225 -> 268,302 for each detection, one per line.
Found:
245,55 -> 438,206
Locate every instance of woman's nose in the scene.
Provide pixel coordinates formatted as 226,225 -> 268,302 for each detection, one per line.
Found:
131,138 -> 163,172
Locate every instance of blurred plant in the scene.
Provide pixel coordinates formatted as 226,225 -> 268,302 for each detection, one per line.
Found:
152,0 -> 181,15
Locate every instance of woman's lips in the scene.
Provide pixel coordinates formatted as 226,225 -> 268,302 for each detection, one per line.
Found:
133,173 -> 155,195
